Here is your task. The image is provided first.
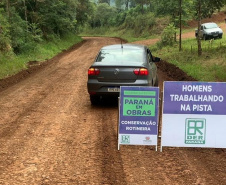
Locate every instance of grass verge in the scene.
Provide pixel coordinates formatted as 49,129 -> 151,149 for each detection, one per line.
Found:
150,35 -> 226,82
80,26 -> 159,43
0,34 -> 82,79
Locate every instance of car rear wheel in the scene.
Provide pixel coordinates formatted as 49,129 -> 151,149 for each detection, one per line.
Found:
90,95 -> 100,105
154,76 -> 159,87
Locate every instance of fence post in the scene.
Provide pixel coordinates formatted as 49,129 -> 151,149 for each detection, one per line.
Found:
225,18 -> 226,33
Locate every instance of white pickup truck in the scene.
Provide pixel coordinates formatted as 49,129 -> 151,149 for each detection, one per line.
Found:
195,22 -> 223,40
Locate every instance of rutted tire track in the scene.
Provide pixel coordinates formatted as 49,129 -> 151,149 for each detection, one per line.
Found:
96,106 -> 127,184
0,37 -> 226,185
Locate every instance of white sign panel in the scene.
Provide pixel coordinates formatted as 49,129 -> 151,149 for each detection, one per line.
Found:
161,81 -> 226,150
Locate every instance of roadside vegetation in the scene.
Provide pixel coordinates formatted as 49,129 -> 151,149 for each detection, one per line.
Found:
0,0 -> 226,82
151,36 -> 226,82
0,34 -> 82,79
0,0 -> 90,79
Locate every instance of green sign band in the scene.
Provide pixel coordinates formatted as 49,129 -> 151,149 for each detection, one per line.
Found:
123,97 -> 156,117
124,91 -> 156,96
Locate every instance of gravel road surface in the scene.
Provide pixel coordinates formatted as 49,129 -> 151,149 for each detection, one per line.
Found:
0,37 -> 226,185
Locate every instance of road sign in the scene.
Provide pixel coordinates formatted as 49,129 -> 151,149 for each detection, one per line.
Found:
161,81 -> 226,150
118,86 -> 159,150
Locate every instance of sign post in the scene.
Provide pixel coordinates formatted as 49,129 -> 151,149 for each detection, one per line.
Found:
161,81 -> 226,151
118,86 -> 159,150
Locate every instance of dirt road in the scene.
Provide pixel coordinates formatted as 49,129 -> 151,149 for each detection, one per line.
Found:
133,22 -> 225,46
0,37 -> 226,185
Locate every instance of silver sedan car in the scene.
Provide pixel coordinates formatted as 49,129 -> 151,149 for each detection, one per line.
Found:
87,44 -> 160,105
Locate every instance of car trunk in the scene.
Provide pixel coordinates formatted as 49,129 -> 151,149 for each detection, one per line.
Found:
96,66 -> 138,82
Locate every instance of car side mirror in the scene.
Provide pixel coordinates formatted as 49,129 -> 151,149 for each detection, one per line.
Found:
154,57 -> 161,62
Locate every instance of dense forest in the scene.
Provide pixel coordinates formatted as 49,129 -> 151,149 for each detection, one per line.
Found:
0,0 -> 225,58
0,0 -> 92,54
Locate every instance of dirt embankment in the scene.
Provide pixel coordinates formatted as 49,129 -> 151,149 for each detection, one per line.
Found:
187,11 -> 226,28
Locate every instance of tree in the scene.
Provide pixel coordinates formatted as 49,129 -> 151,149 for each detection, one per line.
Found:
98,0 -> 110,5
0,0 -> 83,54
124,0 -> 130,9
116,0 -> 135,10
94,3 -> 117,26
196,0 -> 202,56
115,0 -> 124,9
192,0 -> 226,19
37,0 -> 77,37
160,23 -> 177,46
134,0 -> 151,12
201,0 -> 226,18
0,8 -> 11,51
179,0 -> 182,51
6,0 -> 10,17
154,0 -> 181,44
76,0 -> 93,25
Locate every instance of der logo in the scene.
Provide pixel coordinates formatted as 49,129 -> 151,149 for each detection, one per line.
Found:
121,135 -> 130,144
185,118 -> 206,144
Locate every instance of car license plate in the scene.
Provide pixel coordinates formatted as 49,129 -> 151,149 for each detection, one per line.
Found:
108,87 -> 120,92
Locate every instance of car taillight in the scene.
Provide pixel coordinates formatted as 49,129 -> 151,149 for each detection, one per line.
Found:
134,68 -> 149,75
88,68 -> 100,75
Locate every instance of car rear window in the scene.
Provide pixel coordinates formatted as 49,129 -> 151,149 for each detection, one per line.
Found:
96,49 -> 144,63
